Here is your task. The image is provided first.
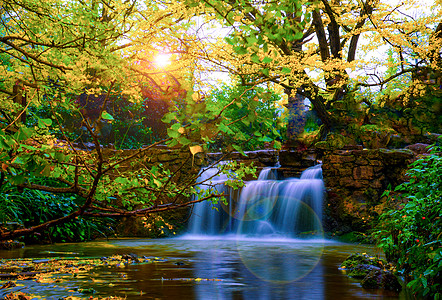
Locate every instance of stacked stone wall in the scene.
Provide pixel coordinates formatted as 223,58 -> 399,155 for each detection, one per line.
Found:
110,145 -> 420,236
321,148 -> 416,233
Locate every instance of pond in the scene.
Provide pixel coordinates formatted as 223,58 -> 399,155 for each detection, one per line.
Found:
0,236 -> 411,299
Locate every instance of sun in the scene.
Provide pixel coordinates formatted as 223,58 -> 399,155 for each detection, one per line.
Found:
155,53 -> 171,68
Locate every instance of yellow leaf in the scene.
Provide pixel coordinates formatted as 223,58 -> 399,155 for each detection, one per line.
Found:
189,145 -> 203,155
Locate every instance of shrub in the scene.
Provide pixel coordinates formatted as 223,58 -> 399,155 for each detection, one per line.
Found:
0,184 -> 115,243
374,141 -> 441,299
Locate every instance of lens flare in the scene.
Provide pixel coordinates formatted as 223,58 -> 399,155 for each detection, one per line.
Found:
155,53 -> 171,67
236,199 -> 325,283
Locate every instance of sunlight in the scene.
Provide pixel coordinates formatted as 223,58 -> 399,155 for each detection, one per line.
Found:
155,53 -> 171,68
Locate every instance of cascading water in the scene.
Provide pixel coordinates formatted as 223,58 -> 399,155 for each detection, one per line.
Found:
188,164 -> 324,237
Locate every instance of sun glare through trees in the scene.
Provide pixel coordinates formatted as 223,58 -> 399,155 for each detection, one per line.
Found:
0,0 -> 441,298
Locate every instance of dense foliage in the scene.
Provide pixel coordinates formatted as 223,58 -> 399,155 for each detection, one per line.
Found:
375,142 -> 442,299
183,0 -> 442,138
0,184 -> 114,243
0,0 -> 441,242
205,83 -> 284,151
0,0 -> 258,241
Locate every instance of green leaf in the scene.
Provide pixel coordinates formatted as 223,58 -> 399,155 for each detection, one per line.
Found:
9,174 -> 26,185
12,156 -> 26,164
232,144 -> 246,156
258,136 -> 273,142
261,68 -> 269,76
262,57 -> 273,64
273,140 -> 282,149
294,31 -> 303,39
225,37 -> 236,45
14,126 -> 34,140
162,112 -> 176,123
179,136 -> 191,145
233,46 -> 248,55
281,67 -> 291,74
251,54 -> 261,64
246,35 -> 258,46
422,277 -> 428,288
153,179 -> 162,188
101,111 -> 114,121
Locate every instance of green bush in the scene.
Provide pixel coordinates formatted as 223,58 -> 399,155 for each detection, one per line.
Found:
0,184 -> 115,243
374,142 -> 441,299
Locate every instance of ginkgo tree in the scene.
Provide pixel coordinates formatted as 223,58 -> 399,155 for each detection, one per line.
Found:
181,0 -> 442,141
0,0 -> 264,240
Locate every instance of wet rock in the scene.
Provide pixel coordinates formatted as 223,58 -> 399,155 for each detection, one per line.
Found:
348,264 -> 381,279
340,253 -> 385,270
340,253 -> 401,293
405,143 -> 431,154
122,253 -> 139,262
0,240 -> 25,250
361,269 -> 402,292
32,259 -> 52,264
352,166 -> 374,180
0,281 -> 16,289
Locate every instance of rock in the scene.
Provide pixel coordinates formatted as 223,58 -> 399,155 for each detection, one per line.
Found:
122,253 -> 139,262
340,253 -> 401,293
0,240 -> 25,250
405,143 -> 431,154
340,253 -> 385,270
361,269 -> 402,292
0,281 -> 16,289
353,166 -> 374,180
348,264 -> 381,279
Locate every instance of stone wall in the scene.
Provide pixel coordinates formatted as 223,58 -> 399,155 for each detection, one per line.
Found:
101,145 -> 203,182
209,147 -> 421,234
207,149 -> 317,179
102,146 -> 203,237
321,148 -> 416,233
111,145 -> 421,236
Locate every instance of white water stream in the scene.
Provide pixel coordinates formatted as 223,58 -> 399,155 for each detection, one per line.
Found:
188,164 -> 324,237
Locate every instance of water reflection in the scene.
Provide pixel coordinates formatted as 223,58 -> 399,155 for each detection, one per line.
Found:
0,238 -> 408,300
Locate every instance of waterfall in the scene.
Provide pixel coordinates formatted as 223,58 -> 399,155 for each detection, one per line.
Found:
188,164 -> 324,237
299,164 -> 323,179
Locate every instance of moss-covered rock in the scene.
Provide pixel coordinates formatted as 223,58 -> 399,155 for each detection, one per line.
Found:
361,269 -> 402,292
340,253 -> 402,293
348,264 -> 381,279
315,133 -> 349,150
340,253 -> 386,270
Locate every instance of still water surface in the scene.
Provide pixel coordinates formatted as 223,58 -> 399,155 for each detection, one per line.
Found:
0,237 -> 410,299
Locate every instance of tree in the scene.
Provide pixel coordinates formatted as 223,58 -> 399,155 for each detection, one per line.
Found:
181,0 -> 442,140
205,82 -> 284,151
0,0 -> 261,240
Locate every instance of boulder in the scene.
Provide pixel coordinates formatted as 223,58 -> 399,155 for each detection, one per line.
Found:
348,264 -> 381,279
361,268 -> 402,292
